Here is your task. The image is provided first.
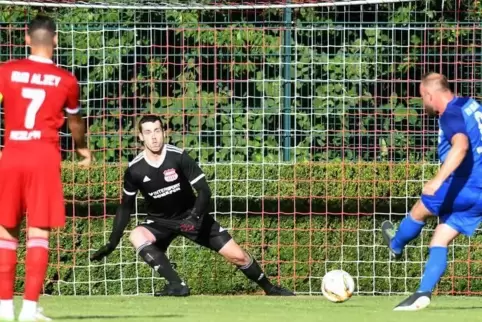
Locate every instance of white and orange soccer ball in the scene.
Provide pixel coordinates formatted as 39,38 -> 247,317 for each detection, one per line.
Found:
321,270 -> 355,303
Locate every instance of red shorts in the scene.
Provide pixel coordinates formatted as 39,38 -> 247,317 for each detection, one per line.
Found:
0,144 -> 65,228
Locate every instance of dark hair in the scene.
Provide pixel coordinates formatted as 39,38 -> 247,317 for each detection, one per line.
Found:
28,14 -> 56,36
138,114 -> 164,132
27,14 -> 56,46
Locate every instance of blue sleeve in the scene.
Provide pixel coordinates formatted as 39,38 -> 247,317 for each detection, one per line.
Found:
440,108 -> 467,142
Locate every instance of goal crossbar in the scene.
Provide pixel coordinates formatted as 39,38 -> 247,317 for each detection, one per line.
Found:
0,0 -> 419,10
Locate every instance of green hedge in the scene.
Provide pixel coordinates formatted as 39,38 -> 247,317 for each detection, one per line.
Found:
13,162 -> 481,295
62,161 -> 438,215
17,214 -> 480,296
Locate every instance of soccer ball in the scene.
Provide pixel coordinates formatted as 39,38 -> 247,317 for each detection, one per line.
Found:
321,270 -> 355,303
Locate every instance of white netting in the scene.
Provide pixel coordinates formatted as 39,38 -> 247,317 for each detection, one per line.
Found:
0,0 -> 476,297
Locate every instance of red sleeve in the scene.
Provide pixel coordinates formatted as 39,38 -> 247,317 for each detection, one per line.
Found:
64,75 -> 80,114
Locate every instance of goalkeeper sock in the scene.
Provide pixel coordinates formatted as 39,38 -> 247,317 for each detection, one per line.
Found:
0,238 -> 17,316
137,243 -> 183,284
238,256 -> 273,291
418,246 -> 448,293
390,214 -> 425,254
23,238 -> 49,303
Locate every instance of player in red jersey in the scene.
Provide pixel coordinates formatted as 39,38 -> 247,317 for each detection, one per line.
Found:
0,15 -> 91,321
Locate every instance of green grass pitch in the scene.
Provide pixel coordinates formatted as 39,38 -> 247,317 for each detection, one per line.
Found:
17,295 -> 482,321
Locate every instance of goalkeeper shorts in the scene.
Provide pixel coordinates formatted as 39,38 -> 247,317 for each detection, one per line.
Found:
139,214 -> 232,252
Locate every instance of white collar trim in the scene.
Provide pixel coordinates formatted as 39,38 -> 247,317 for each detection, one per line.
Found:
28,55 -> 53,64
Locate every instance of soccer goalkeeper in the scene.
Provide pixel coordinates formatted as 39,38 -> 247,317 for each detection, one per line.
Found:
381,73 -> 482,311
91,115 -> 294,297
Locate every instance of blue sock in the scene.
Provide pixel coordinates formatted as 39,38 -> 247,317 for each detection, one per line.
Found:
390,214 -> 425,254
418,246 -> 448,293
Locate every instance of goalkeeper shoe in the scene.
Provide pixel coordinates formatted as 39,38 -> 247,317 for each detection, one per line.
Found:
154,282 -> 190,297
393,291 -> 431,311
265,285 -> 295,296
381,221 -> 402,260
18,306 -> 52,322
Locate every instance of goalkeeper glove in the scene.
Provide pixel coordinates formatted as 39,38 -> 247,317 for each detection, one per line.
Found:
180,208 -> 203,232
90,242 -> 116,261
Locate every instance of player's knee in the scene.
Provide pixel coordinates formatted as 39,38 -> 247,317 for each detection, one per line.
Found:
129,226 -> 156,249
0,225 -> 20,240
430,224 -> 459,247
410,200 -> 432,222
234,251 -> 251,266
224,251 -> 250,266
219,240 -> 250,266
27,227 -> 49,240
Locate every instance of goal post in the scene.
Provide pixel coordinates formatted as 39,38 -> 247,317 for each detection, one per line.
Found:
0,0 -> 480,296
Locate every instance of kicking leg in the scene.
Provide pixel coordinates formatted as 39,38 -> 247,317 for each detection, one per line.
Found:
217,239 -> 294,296
381,200 -> 430,259
394,223 -> 458,311
129,226 -> 189,297
0,225 -> 19,322
18,227 -> 51,322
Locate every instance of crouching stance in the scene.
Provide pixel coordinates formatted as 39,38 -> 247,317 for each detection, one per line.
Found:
91,115 -> 294,297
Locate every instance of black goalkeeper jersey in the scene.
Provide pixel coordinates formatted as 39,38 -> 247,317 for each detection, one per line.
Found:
122,144 -> 206,219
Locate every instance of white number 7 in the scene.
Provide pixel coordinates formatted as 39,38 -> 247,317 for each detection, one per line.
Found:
22,88 -> 46,129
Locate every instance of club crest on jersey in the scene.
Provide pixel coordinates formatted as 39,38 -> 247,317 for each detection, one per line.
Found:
163,168 -> 178,182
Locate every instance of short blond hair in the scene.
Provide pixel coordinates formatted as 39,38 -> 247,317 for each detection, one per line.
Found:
421,72 -> 451,92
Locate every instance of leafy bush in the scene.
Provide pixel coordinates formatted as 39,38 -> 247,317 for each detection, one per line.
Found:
17,161 -> 451,295
62,161 -> 437,215
3,1 -> 480,163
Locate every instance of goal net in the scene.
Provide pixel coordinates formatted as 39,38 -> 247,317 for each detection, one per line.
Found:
0,0 -> 479,296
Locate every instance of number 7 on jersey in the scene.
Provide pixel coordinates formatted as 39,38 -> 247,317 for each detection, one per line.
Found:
21,88 -> 46,129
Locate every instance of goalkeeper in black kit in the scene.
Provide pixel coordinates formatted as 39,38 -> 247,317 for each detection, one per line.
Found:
91,115 -> 294,297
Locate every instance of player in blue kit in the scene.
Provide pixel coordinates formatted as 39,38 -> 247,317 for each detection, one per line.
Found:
381,72 -> 482,311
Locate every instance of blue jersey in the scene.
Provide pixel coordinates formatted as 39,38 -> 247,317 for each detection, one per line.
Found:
422,96 -> 482,236
438,97 -> 482,181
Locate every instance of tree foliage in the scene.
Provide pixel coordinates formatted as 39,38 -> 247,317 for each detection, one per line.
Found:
1,1 -> 480,163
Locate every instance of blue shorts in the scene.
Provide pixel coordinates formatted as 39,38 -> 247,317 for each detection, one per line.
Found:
421,177 -> 482,236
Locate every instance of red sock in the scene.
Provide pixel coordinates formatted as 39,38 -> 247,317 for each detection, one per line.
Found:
0,238 -> 18,300
24,238 -> 49,302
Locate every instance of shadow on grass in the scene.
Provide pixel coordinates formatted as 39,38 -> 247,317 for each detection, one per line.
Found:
52,314 -> 182,320
430,306 -> 482,311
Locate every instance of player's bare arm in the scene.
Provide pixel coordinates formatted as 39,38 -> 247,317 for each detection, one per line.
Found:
64,75 -> 91,167
423,133 -> 469,195
66,112 -> 91,166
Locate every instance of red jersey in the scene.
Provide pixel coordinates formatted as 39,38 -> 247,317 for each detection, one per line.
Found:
0,55 -> 79,149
